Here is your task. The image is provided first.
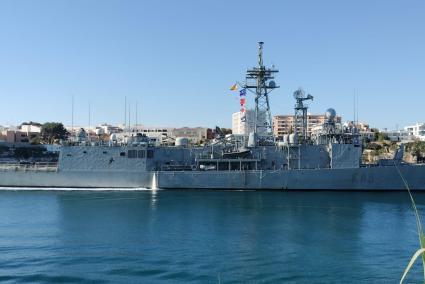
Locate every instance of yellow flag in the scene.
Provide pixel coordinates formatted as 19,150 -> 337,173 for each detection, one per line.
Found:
230,83 -> 238,91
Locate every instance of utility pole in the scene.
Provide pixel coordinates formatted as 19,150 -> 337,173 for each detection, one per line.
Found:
88,102 -> 91,143
128,102 -> 131,132
124,96 -> 127,131
71,95 -> 74,140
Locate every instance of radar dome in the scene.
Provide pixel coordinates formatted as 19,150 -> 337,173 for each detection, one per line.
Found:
325,108 -> 336,121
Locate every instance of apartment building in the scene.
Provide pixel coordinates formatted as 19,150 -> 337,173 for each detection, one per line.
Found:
273,114 -> 342,137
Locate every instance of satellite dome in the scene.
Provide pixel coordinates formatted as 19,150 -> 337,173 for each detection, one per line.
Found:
268,81 -> 276,88
325,108 -> 336,121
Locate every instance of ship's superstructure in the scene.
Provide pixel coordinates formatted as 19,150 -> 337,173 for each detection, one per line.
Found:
0,43 -> 424,190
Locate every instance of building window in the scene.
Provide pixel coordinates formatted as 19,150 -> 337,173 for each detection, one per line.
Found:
147,149 -> 154,159
120,152 -> 126,157
103,151 -> 108,154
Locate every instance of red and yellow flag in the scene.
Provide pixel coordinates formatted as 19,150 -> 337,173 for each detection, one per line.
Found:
230,83 -> 238,91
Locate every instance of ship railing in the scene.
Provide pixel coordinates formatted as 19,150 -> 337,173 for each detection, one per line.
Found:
0,162 -> 59,172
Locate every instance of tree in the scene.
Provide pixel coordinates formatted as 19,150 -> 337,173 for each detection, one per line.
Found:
371,129 -> 388,142
41,122 -> 68,144
219,128 -> 232,135
30,136 -> 41,145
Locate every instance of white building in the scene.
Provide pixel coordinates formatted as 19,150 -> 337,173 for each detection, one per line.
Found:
98,124 -> 122,135
232,109 -> 267,135
232,110 -> 255,135
404,123 -> 425,141
382,129 -> 414,142
20,123 -> 42,133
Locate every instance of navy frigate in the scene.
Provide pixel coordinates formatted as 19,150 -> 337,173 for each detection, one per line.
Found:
1,42 -> 424,190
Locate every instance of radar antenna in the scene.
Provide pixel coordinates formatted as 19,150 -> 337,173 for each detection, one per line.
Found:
244,42 -> 279,139
293,88 -> 313,142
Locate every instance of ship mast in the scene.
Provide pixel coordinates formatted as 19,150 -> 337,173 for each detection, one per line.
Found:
245,42 -> 279,137
293,88 -> 313,142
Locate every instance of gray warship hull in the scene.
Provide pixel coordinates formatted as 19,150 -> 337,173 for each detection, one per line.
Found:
2,43 -> 420,191
1,165 -> 424,190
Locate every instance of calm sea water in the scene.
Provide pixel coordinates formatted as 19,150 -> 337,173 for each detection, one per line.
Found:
0,189 -> 424,283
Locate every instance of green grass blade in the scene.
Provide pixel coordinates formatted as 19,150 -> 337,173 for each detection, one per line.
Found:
395,162 -> 425,282
400,248 -> 425,284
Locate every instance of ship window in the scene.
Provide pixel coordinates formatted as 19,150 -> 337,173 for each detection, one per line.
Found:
120,152 -> 126,157
103,151 -> 108,154
66,154 -> 72,157
128,150 -> 137,158
138,150 -> 145,158
83,151 -> 87,154
147,150 -> 154,158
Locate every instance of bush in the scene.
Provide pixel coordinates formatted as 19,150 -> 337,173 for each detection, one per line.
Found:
366,143 -> 382,151
406,142 -> 425,158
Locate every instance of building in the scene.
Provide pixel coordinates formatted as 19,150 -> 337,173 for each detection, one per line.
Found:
405,123 -> 425,141
273,114 -> 342,138
232,110 -> 255,135
98,124 -> 122,135
382,129 -> 414,142
343,121 -> 375,141
19,122 -> 42,133
170,127 -> 213,144
15,122 -> 42,143
0,130 -> 37,144
137,127 -> 170,137
232,109 -> 267,135
134,126 -> 171,145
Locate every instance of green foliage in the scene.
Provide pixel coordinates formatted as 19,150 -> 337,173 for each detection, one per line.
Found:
397,165 -> 425,283
366,143 -> 382,151
376,132 -> 388,142
406,142 -> 425,158
370,128 -> 388,141
215,127 -> 232,136
30,136 -> 41,145
220,128 -> 232,135
41,122 -> 68,144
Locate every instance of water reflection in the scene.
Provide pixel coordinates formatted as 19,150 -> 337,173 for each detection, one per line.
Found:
1,190 -> 424,283
150,188 -> 158,210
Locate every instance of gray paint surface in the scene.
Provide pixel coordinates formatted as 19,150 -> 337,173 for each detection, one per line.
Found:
1,142 -> 423,190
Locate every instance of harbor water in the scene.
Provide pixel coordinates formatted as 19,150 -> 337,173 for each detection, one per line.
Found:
0,189 -> 424,283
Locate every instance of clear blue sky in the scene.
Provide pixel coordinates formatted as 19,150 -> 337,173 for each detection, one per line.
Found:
0,0 -> 424,129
